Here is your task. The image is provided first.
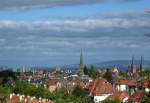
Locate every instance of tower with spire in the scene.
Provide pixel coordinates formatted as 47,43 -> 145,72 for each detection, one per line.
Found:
130,56 -> 136,74
79,50 -> 84,76
140,56 -> 145,72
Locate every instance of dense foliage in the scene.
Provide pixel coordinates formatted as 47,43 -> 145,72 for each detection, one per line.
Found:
0,70 -> 17,84
141,70 -> 150,103
72,85 -> 86,97
88,65 -> 101,79
0,70 -> 93,103
143,70 -> 150,81
13,81 -> 55,99
55,86 -> 93,103
103,72 -> 112,82
83,66 -> 88,75
142,93 -> 150,103
0,84 -> 13,98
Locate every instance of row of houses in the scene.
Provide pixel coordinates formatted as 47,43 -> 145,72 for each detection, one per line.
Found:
7,93 -> 54,103
88,78 -> 149,103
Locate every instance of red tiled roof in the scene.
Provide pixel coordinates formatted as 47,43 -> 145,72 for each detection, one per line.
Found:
47,79 -> 60,86
127,80 -> 137,87
7,95 -> 54,103
128,92 -> 145,103
119,80 -> 127,85
115,91 -> 128,100
26,98 -> 39,103
119,80 -> 137,86
87,82 -> 93,90
143,80 -> 150,88
90,78 -> 115,96
26,98 -> 54,103
7,95 -> 20,103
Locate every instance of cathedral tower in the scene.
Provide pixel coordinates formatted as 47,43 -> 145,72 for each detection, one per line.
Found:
130,56 -> 136,74
140,56 -> 145,72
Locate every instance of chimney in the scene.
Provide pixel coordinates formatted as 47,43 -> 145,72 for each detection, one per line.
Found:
42,99 -> 46,102
30,97 -> 33,100
39,97 -> 42,102
19,95 -> 23,101
33,96 -> 36,99
24,98 -> 27,102
27,95 -> 30,98
10,94 -> 13,99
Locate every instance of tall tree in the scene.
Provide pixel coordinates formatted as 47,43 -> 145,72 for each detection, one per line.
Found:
142,93 -> 150,103
72,86 -> 86,97
103,72 -> 112,83
88,65 -> 101,79
0,70 -> 17,85
83,66 -> 88,75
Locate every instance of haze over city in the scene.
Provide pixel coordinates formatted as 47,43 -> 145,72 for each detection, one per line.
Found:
1,1 -> 150,103
0,0 -> 150,67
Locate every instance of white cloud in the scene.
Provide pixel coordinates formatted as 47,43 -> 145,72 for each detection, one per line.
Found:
0,38 -> 6,42
0,0 -> 141,10
145,8 -> 150,13
0,12 -> 150,64
0,15 -> 150,32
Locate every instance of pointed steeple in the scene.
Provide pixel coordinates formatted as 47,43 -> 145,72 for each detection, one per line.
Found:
80,50 -> 84,66
132,55 -> 134,64
141,56 -> 143,64
79,50 -> 84,75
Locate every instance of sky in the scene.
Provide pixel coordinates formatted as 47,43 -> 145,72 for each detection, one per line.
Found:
0,0 -> 150,67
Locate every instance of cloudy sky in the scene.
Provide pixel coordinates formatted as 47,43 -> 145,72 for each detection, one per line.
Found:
0,0 -> 150,67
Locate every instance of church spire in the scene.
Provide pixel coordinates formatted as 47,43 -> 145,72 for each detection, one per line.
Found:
132,55 -> 134,64
80,50 -> 84,66
141,56 -> 143,64
79,50 -> 84,75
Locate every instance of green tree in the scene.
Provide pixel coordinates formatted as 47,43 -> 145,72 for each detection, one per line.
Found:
13,81 -> 54,99
55,87 -> 69,100
83,66 -> 88,75
53,86 -> 93,103
89,65 -> 101,79
142,93 -> 150,103
0,70 -> 17,85
144,70 -> 150,81
72,86 -> 86,97
0,85 -> 13,98
103,72 -> 112,82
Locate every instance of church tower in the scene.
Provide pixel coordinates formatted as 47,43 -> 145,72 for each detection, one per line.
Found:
140,56 -> 145,72
130,56 -> 136,74
79,51 -> 84,75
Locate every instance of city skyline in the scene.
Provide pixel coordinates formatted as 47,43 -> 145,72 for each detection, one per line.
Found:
0,0 -> 150,67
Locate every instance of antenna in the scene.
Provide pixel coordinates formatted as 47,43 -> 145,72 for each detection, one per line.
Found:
132,55 -> 134,64
141,56 -> 143,64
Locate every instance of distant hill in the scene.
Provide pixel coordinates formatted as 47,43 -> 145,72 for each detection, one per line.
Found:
59,60 -> 150,71
96,60 -> 150,71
